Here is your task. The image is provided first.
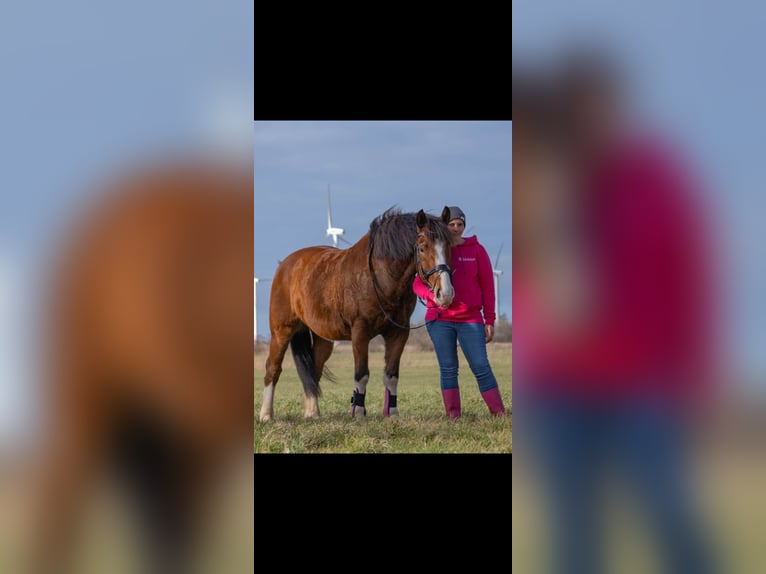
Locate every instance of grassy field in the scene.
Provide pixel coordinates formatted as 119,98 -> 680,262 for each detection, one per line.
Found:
253,342 -> 512,453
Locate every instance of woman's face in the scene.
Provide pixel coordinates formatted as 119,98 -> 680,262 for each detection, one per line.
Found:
448,219 -> 465,239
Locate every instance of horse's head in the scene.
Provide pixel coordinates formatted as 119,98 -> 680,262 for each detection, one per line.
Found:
415,208 -> 454,307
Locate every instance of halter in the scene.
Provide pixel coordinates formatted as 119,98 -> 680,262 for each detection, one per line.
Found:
414,236 -> 453,294
368,232 -> 452,330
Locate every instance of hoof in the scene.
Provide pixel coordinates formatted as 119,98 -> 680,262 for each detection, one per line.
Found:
259,413 -> 272,422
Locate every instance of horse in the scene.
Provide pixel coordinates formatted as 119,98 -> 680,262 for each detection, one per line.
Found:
259,206 -> 455,422
32,158 -> 253,574
512,70 -> 596,341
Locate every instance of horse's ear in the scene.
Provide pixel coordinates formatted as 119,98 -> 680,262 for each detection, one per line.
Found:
441,206 -> 451,224
416,209 -> 428,230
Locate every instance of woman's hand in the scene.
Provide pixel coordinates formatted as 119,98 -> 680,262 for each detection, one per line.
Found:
485,324 -> 494,343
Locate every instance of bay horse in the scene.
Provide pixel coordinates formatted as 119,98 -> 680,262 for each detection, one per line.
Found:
512,70 -> 596,343
260,206 -> 455,422
33,158 -> 253,574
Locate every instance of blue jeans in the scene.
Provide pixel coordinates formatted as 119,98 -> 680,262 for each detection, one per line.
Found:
426,320 -> 497,392
522,394 -> 719,574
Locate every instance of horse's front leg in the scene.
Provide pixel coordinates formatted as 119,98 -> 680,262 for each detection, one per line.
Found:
350,325 -> 371,422
382,329 -> 409,417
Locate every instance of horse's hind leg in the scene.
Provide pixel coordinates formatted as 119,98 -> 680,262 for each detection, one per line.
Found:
303,334 -> 333,418
260,326 -> 294,422
382,330 -> 409,417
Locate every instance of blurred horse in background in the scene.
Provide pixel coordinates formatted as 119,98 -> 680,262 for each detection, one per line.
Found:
33,158 -> 253,574
512,70 -> 596,349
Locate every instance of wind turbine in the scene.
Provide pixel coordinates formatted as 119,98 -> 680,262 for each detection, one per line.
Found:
254,277 -> 272,342
492,243 -> 504,320
325,184 -> 349,247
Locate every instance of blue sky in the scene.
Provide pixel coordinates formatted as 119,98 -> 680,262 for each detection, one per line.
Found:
513,0 -> 766,392
253,121 -> 513,339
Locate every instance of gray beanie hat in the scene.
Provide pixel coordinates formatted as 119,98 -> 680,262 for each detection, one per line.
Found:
447,206 -> 466,224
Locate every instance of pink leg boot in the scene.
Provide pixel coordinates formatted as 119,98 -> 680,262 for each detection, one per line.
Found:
442,388 -> 461,419
481,387 -> 506,416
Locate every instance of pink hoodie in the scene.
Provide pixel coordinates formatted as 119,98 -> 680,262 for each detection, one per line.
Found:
514,133 -> 720,405
413,235 -> 497,325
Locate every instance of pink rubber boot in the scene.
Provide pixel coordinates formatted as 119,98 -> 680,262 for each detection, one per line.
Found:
442,388 -> 461,419
481,387 -> 506,416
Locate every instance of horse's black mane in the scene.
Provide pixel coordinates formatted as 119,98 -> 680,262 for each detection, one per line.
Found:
368,207 -> 451,261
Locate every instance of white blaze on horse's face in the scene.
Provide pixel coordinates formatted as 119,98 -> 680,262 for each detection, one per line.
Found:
415,210 -> 455,308
432,240 -> 454,307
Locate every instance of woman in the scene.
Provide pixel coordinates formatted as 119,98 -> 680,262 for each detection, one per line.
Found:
413,206 -> 506,418
513,54 -> 720,574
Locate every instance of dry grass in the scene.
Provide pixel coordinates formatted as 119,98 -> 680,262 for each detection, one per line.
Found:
253,342 -> 512,453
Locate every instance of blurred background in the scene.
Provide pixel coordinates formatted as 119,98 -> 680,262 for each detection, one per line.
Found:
513,1 -> 766,573
513,0 -> 766,396
0,2 -> 253,572
0,0 -> 253,453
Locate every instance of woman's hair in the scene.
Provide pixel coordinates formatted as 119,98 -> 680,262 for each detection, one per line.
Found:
555,46 -> 624,104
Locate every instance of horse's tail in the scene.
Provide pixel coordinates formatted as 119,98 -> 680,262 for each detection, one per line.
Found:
290,325 -> 322,397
